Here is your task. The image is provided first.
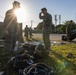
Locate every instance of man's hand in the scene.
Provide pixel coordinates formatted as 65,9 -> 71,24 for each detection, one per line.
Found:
39,12 -> 43,19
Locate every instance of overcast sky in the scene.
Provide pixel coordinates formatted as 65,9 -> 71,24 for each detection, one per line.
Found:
0,0 -> 76,29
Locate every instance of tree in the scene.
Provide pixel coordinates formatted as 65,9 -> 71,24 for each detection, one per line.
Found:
56,24 -> 64,33
33,22 -> 43,33
34,22 -> 55,33
37,22 -> 43,30
56,20 -> 76,34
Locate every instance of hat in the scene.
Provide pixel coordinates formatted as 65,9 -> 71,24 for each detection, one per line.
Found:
70,20 -> 73,22
13,1 -> 20,8
41,8 -> 47,11
13,1 -> 20,4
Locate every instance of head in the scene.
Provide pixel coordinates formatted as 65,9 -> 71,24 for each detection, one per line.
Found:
41,8 -> 47,14
69,20 -> 73,24
26,25 -> 28,27
13,1 -> 20,9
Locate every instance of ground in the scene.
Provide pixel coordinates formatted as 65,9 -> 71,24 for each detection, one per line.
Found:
24,33 -> 76,75
0,34 -> 76,75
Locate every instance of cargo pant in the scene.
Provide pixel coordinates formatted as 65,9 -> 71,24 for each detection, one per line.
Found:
25,31 -> 28,40
42,27 -> 51,50
4,31 -> 16,55
67,33 -> 71,41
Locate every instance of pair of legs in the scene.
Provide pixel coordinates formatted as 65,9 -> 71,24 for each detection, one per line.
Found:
43,28 -> 51,50
67,33 -> 71,41
5,32 -> 16,54
25,32 -> 28,40
29,32 -> 32,38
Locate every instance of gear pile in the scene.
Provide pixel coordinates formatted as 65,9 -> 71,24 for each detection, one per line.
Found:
2,42 -> 54,75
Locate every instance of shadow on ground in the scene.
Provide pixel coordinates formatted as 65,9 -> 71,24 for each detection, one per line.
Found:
51,51 -> 76,74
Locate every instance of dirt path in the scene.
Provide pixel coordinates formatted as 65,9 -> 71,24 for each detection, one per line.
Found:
32,33 -> 76,41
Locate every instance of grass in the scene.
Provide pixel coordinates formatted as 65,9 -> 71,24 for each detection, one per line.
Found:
34,43 -> 76,75
0,35 -> 76,75
24,36 -> 76,75
51,44 -> 76,75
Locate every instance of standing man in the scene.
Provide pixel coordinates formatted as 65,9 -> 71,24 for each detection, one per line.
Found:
4,1 -> 20,53
29,27 -> 33,38
24,25 -> 29,40
39,8 -> 52,51
66,20 -> 73,41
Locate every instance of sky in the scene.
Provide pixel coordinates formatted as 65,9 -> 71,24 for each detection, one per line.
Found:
0,0 -> 76,29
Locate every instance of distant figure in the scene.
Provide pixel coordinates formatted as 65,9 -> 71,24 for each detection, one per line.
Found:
39,8 -> 52,51
66,20 -> 73,41
29,27 -> 33,38
24,25 -> 29,40
4,1 -> 20,52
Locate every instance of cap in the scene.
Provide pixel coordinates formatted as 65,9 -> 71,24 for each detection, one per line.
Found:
13,1 -> 20,4
41,7 -> 47,12
13,1 -> 20,8
70,20 -> 73,22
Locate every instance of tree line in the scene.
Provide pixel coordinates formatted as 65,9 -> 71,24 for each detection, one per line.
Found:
33,21 -> 76,34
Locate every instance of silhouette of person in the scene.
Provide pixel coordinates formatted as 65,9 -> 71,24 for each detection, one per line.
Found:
24,25 -> 29,40
39,8 -> 52,51
66,20 -> 73,41
29,27 -> 33,38
4,1 -> 20,52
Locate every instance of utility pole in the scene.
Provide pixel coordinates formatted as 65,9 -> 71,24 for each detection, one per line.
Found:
31,20 -> 33,28
59,15 -> 61,24
55,14 -> 58,26
54,14 -> 57,33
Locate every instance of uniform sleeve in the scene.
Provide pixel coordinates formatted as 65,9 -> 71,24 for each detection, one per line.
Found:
48,14 -> 52,25
3,11 -> 8,28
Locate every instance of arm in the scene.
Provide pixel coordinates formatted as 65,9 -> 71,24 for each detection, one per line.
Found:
48,14 -> 52,25
3,11 -> 9,32
3,11 -> 8,28
39,12 -> 44,19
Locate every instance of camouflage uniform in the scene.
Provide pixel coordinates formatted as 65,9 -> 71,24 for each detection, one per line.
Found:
4,9 -> 18,53
39,12 -> 52,50
24,26 -> 29,40
29,27 -> 32,38
66,22 -> 73,41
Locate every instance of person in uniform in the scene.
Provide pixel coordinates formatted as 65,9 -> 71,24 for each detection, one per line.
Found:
39,8 -> 52,51
66,20 -> 73,41
3,1 -> 20,54
24,25 -> 29,40
29,27 -> 33,38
